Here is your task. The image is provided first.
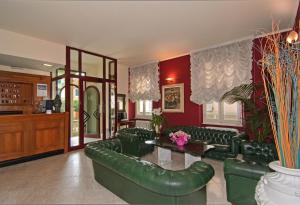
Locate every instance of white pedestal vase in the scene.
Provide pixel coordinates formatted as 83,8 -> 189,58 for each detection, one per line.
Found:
255,161 -> 300,205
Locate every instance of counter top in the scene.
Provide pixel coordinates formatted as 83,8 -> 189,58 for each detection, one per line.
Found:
0,112 -> 67,119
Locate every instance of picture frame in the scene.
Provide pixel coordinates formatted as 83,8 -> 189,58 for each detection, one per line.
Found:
37,83 -> 48,97
162,83 -> 184,113
117,94 -> 126,112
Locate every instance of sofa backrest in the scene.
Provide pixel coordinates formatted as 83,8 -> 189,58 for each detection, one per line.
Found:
117,127 -> 155,140
85,138 -> 123,154
163,126 -> 237,145
85,139 -> 215,196
241,141 -> 278,165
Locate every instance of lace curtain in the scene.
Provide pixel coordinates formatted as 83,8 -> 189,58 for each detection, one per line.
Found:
190,39 -> 253,105
129,62 -> 160,102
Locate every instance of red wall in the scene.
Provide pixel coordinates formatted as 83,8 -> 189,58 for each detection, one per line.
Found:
128,53 -> 248,131
128,24 -> 298,132
152,55 -> 202,127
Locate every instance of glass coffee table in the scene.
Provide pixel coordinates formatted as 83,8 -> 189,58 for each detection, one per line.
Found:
145,137 -> 215,168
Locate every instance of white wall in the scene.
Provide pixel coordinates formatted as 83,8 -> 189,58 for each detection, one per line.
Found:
0,29 -> 65,65
0,28 -> 129,115
117,63 -> 129,114
117,64 -> 128,95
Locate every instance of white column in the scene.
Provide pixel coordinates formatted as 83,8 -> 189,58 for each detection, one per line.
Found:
157,147 -> 171,167
185,153 -> 201,168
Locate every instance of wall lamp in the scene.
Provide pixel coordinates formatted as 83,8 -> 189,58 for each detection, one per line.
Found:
165,77 -> 174,83
286,21 -> 299,44
286,30 -> 298,44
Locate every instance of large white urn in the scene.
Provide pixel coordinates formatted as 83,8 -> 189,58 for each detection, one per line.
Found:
255,161 -> 300,205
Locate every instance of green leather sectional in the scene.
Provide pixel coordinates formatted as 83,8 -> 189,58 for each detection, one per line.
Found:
116,128 -> 155,157
163,126 -> 246,160
224,141 -> 278,205
85,138 -> 215,205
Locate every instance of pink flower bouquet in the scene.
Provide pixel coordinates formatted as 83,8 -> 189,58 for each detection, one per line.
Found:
169,131 -> 191,146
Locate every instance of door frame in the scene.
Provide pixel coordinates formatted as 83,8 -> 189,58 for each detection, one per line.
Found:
65,46 -> 118,151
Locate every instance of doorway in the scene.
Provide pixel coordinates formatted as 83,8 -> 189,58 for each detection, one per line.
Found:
62,47 -> 117,151
84,85 -> 101,143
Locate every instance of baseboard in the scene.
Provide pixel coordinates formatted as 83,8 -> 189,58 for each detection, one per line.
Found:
0,149 -> 64,168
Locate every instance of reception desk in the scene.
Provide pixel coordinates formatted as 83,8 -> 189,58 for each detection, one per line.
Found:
0,112 -> 69,162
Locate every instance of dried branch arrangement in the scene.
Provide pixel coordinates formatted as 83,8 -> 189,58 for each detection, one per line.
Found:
259,23 -> 300,168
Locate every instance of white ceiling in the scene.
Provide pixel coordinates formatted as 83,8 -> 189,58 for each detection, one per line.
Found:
0,0 -> 298,66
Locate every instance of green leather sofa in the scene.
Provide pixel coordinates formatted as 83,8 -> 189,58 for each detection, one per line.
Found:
85,138 -> 215,205
162,126 -> 246,160
116,128 -> 155,157
224,141 -> 278,205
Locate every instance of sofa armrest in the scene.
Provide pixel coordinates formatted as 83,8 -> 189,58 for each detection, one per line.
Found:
224,158 -> 270,180
231,133 -> 248,154
136,132 -> 155,141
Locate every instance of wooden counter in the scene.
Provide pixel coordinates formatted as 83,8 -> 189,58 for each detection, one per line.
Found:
0,112 -> 69,162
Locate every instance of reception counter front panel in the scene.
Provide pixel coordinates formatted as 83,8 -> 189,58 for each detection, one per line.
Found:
0,113 -> 68,162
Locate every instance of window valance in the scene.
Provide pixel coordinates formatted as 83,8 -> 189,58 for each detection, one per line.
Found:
128,62 -> 160,102
190,39 -> 253,105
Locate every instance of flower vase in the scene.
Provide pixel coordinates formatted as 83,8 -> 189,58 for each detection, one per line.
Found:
155,125 -> 161,139
255,161 -> 300,205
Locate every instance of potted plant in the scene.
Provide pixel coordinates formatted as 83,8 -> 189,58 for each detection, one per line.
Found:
150,108 -> 165,136
221,83 -> 272,143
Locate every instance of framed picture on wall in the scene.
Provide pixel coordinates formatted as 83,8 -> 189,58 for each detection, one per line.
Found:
37,84 -> 48,97
162,83 -> 184,113
117,94 -> 126,112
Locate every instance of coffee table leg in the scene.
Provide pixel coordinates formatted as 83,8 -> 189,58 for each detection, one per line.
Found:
158,147 -> 171,166
185,153 -> 201,168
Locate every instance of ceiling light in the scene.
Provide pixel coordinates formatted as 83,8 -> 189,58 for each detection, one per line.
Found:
43,63 -> 53,67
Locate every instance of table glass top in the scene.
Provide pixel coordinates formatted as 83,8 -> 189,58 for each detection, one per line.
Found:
145,137 -> 215,156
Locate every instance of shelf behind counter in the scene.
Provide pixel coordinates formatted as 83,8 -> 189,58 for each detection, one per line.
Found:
0,112 -> 69,163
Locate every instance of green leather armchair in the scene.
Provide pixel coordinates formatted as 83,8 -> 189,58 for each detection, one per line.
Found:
162,126 -> 246,160
85,138 -> 215,205
116,127 -> 155,157
224,141 -> 278,205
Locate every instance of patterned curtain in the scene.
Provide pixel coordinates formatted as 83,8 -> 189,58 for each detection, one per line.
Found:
129,62 -> 160,102
190,39 -> 253,105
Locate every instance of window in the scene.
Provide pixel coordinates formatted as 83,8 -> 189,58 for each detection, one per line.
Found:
204,101 -> 242,126
136,100 -> 153,117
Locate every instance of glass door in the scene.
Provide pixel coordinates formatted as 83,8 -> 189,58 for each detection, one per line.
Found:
83,82 -> 103,144
70,81 -> 80,147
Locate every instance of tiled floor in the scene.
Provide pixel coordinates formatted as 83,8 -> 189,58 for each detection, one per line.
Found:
142,148 -> 230,205
71,136 -> 101,147
0,149 -> 230,204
